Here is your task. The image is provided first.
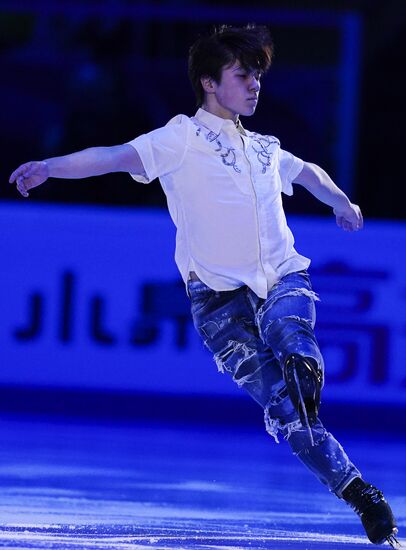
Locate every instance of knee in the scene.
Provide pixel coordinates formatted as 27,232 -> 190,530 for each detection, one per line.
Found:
259,315 -> 310,342
259,317 -> 321,367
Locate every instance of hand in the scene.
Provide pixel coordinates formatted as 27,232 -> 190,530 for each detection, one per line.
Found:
333,202 -> 363,232
9,161 -> 49,198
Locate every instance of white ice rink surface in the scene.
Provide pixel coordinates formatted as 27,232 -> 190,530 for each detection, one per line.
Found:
0,415 -> 404,549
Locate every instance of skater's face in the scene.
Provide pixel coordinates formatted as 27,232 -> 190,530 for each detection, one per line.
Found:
201,60 -> 261,121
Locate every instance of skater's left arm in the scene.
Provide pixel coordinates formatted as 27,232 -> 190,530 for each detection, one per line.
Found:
295,162 -> 363,232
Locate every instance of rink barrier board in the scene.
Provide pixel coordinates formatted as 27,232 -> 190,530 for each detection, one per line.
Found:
0,202 -> 405,409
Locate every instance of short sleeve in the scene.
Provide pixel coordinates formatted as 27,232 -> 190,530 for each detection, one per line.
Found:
278,148 -> 304,196
126,114 -> 189,184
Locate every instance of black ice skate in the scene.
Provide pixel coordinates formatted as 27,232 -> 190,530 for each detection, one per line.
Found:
283,353 -> 322,445
342,477 -> 399,547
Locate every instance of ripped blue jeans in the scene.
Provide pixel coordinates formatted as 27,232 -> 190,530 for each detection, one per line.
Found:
188,270 -> 361,496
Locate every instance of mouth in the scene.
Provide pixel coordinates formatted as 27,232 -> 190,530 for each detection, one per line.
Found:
247,97 -> 258,102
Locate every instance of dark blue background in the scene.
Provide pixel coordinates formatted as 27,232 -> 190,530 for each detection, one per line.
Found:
1,0 -> 405,217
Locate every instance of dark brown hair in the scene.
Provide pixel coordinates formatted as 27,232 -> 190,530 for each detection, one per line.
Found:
188,24 -> 274,107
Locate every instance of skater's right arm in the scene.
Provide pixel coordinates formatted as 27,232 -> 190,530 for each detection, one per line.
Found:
9,144 -> 145,198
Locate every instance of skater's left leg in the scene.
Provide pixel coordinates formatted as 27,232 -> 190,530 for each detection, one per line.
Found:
255,271 -> 362,490
257,271 -> 398,544
275,413 -> 398,545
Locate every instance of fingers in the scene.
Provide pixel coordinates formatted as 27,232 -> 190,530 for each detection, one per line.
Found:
351,204 -> 363,230
336,215 -> 362,232
357,209 -> 364,230
335,203 -> 364,232
9,161 -> 43,198
9,162 -> 31,184
16,175 -> 29,198
9,163 -> 32,197
336,216 -> 352,231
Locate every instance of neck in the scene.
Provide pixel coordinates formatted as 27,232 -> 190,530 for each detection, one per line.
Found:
201,103 -> 239,125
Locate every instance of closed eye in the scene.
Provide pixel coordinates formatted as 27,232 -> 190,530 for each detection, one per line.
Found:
237,72 -> 261,80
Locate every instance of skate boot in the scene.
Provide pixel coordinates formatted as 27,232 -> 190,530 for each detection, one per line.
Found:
283,353 -> 322,444
342,477 -> 399,547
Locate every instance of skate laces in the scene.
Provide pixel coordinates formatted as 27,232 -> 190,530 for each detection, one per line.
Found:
343,479 -> 399,546
346,484 -> 384,515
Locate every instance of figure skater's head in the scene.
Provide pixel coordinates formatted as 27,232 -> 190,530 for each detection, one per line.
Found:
188,24 -> 273,119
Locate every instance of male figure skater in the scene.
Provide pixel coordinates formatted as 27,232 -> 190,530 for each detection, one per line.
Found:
9,24 -> 399,546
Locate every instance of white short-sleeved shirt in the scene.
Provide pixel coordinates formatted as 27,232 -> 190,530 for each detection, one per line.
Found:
127,108 -> 310,299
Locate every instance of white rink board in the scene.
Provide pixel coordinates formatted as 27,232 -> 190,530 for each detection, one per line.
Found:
0,202 -> 405,404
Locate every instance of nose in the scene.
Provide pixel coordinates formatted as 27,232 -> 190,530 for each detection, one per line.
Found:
249,75 -> 260,93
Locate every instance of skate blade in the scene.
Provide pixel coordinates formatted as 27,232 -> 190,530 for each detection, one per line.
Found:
386,529 -> 401,548
293,368 -> 314,446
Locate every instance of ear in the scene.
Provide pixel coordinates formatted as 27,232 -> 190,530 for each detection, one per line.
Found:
200,75 -> 216,94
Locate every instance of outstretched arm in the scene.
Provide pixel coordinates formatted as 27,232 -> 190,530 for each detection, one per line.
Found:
294,162 -> 363,232
9,144 -> 145,197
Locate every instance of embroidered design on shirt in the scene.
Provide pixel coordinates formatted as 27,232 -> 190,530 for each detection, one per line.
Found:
192,119 -> 241,173
251,133 -> 279,174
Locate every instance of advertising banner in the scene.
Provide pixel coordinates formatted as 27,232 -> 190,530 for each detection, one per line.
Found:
1,202 -> 405,405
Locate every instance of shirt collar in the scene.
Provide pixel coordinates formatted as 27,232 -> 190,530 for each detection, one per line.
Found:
195,108 -> 246,136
